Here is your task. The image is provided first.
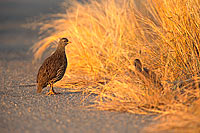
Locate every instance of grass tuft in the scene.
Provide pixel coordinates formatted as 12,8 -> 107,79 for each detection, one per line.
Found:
30,0 -> 200,132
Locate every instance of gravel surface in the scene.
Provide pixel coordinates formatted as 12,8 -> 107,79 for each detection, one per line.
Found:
0,52 -> 156,133
0,47 -> 158,133
0,0 -> 157,133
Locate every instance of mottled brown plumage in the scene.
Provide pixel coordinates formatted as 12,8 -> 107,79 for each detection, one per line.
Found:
134,59 -> 142,72
134,59 -> 163,90
37,38 -> 71,95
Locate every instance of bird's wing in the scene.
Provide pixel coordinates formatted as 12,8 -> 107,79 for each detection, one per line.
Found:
37,56 -> 59,85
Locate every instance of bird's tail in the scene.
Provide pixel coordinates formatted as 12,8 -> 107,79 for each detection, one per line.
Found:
37,85 -> 43,93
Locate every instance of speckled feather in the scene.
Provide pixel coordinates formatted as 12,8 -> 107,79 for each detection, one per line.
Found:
37,38 -> 69,93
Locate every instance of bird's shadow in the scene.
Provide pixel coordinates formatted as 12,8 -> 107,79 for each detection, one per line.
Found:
41,88 -> 82,96
61,88 -> 98,104
58,91 -> 82,96
53,87 -> 97,96
41,87 -> 97,103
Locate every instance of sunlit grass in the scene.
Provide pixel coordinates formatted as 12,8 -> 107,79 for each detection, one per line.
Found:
30,0 -> 200,132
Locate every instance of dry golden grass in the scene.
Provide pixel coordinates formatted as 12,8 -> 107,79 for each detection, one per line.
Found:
30,0 -> 200,132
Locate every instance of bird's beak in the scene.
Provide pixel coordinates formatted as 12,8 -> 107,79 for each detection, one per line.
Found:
68,41 -> 72,44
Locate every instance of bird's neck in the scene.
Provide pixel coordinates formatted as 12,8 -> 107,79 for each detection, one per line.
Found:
55,46 -> 66,55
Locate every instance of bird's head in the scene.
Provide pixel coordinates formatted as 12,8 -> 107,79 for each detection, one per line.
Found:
59,38 -> 71,47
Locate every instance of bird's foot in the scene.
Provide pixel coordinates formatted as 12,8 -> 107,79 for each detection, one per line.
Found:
46,90 -> 60,96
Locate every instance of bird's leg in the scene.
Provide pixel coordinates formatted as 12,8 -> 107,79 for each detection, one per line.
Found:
46,83 -> 59,95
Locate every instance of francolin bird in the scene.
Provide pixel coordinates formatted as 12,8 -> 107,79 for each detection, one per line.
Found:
37,38 -> 71,95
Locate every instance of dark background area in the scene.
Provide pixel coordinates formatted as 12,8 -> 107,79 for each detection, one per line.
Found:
0,0 -> 64,51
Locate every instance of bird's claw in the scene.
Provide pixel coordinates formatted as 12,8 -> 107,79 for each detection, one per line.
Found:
46,90 -> 60,96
